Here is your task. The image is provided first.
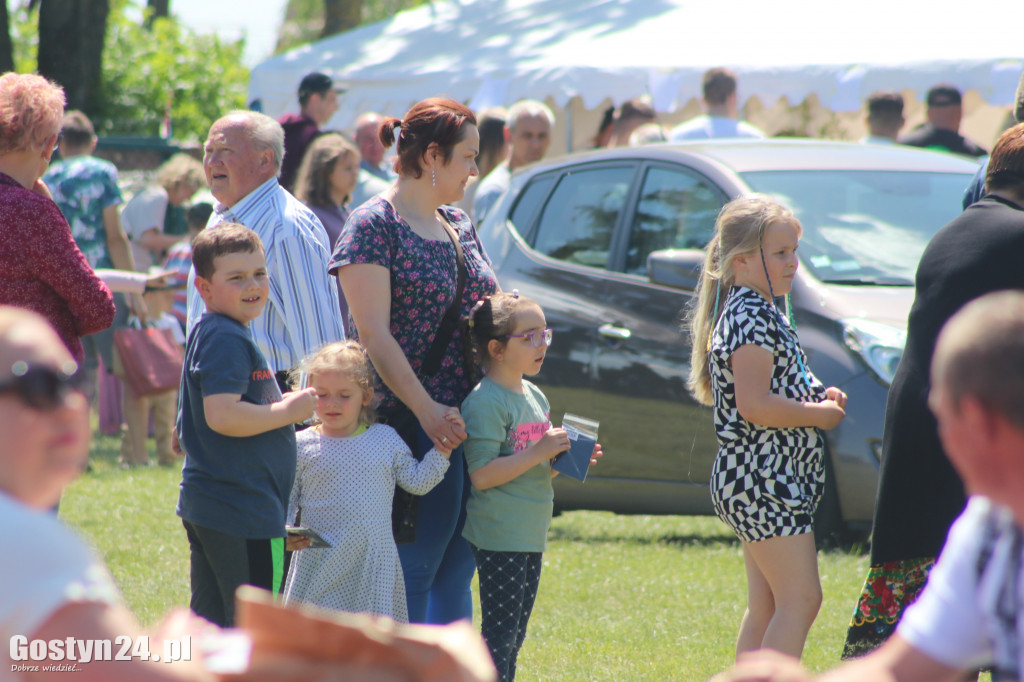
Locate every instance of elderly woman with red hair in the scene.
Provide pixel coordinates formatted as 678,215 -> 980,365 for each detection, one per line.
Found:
0,72 -> 113,361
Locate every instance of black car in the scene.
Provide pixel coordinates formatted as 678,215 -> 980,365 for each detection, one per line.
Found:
474,139 -> 979,541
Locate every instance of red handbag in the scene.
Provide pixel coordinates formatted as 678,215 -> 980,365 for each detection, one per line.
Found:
113,324 -> 184,398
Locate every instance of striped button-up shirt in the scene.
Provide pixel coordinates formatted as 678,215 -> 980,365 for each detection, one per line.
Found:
186,177 -> 345,373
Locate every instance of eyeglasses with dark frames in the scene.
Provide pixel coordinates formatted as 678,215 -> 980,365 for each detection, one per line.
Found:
505,328 -> 553,348
0,361 -> 86,411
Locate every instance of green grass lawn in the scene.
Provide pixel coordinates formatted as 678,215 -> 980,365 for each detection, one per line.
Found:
63,428 -> 877,681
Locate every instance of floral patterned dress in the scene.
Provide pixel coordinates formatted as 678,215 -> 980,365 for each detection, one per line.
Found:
328,196 -> 499,410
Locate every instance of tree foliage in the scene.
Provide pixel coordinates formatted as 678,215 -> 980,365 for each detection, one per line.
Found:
98,3 -> 249,141
7,0 -> 248,143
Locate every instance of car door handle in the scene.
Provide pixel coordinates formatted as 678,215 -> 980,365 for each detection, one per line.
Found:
598,324 -> 632,341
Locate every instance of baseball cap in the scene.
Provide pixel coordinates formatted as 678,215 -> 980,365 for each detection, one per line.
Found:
298,72 -> 337,100
926,84 -> 962,108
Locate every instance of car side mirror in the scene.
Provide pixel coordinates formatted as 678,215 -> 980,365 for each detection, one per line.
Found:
647,249 -> 706,291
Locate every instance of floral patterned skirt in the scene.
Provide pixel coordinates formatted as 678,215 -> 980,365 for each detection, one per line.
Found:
841,557 -> 936,660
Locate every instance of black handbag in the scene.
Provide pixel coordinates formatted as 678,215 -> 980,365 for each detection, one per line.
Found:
386,215 -> 467,544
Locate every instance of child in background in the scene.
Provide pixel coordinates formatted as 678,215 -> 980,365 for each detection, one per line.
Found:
163,201 -> 212,332
118,270 -> 185,467
177,223 -> 316,628
687,195 -> 847,660
283,340 -> 453,622
461,291 -> 602,682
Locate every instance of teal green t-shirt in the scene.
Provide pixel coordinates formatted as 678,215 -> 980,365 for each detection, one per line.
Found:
461,378 -> 554,552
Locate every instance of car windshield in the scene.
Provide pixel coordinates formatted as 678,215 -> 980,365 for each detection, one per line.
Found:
741,169 -> 976,285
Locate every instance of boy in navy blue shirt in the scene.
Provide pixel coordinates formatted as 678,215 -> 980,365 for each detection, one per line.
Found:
176,223 -> 316,627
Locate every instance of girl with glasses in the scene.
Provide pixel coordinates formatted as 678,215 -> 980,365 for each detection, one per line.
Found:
461,291 -> 602,681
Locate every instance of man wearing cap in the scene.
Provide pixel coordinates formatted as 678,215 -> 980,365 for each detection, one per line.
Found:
277,72 -> 341,191
901,84 -> 987,158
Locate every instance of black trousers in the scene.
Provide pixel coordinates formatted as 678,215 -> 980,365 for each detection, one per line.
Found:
183,520 -> 283,627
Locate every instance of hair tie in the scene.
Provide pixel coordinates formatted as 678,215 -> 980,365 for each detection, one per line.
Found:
468,297 -> 488,328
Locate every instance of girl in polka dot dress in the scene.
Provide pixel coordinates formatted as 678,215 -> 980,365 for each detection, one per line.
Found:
282,340 -> 453,622
687,196 -> 848,660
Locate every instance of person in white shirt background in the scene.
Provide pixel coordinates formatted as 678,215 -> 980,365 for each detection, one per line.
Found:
669,67 -> 765,141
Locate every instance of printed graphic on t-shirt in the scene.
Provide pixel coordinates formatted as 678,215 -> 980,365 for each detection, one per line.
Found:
509,417 -> 550,453
252,369 -> 274,382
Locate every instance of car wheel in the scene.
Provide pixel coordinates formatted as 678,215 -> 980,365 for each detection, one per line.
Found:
814,446 -> 846,549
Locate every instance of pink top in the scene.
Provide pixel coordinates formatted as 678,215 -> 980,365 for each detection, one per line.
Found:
0,172 -> 115,360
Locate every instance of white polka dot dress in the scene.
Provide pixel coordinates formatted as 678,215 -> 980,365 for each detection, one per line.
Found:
282,423 -> 449,622
707,286 -> 828,543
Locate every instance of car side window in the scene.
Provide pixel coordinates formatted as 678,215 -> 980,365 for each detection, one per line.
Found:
530,166 -> 633,269
508,175 -> 556,236
625,166 -> 724,275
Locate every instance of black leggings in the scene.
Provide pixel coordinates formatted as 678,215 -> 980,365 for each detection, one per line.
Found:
470,545 -> 543,682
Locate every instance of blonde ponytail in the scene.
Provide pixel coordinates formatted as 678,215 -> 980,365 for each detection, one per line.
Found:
687,234 -> 729,405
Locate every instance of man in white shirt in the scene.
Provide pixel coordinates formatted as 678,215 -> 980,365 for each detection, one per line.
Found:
471,99 -> 554,222
710,129 -> 1024,682
669,67 -> 764,141
187,111 -> 345,389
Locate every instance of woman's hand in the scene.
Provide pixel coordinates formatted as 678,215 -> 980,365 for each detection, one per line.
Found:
418,401 -> 468,451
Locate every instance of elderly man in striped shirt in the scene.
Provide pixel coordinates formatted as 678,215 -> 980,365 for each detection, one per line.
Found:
186,110 -> 345,390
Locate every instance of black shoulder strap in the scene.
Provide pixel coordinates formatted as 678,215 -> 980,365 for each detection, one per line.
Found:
420,212 -> 466,377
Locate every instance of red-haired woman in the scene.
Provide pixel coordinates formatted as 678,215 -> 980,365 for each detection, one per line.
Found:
330,97 -> 498,624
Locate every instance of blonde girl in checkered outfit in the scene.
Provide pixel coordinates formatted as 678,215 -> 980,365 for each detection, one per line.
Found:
688,195 -> 847,660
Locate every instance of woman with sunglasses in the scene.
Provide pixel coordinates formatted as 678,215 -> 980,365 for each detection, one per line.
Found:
0,72 -> 114,363
330,97 -> 498,624
0,306 -> 210,680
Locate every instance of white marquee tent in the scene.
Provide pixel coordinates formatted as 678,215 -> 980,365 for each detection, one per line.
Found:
248,0 -> 1023,150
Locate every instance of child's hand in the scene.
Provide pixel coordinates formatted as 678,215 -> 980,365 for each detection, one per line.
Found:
590,442 -> 604,465
815,399 -> 846,430
281,387 -> 317,424
537,427 -> 571,461
824,386 -> 848,409
442,406 -> 466,431
285,534 -> 312,551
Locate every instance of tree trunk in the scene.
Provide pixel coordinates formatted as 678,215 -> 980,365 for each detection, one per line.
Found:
322,0 -> 360,38
0,2 -> 14,73
146,0 -> 170,29
37,0 -> 110,116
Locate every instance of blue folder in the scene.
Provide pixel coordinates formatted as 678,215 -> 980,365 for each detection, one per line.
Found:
552,425 -> 595,482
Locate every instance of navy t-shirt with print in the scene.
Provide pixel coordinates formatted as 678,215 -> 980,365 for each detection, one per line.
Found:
177,312 -> 296,538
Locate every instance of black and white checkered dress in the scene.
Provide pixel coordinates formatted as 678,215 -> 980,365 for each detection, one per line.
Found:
708,286 -> 827,543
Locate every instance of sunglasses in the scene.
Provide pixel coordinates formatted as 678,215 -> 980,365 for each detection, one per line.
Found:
506,328 -> 553,348
53,130 -> 64,153
0,361 -> 86,411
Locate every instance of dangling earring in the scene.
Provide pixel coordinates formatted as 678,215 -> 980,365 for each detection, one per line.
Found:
431,167 -> 436,187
